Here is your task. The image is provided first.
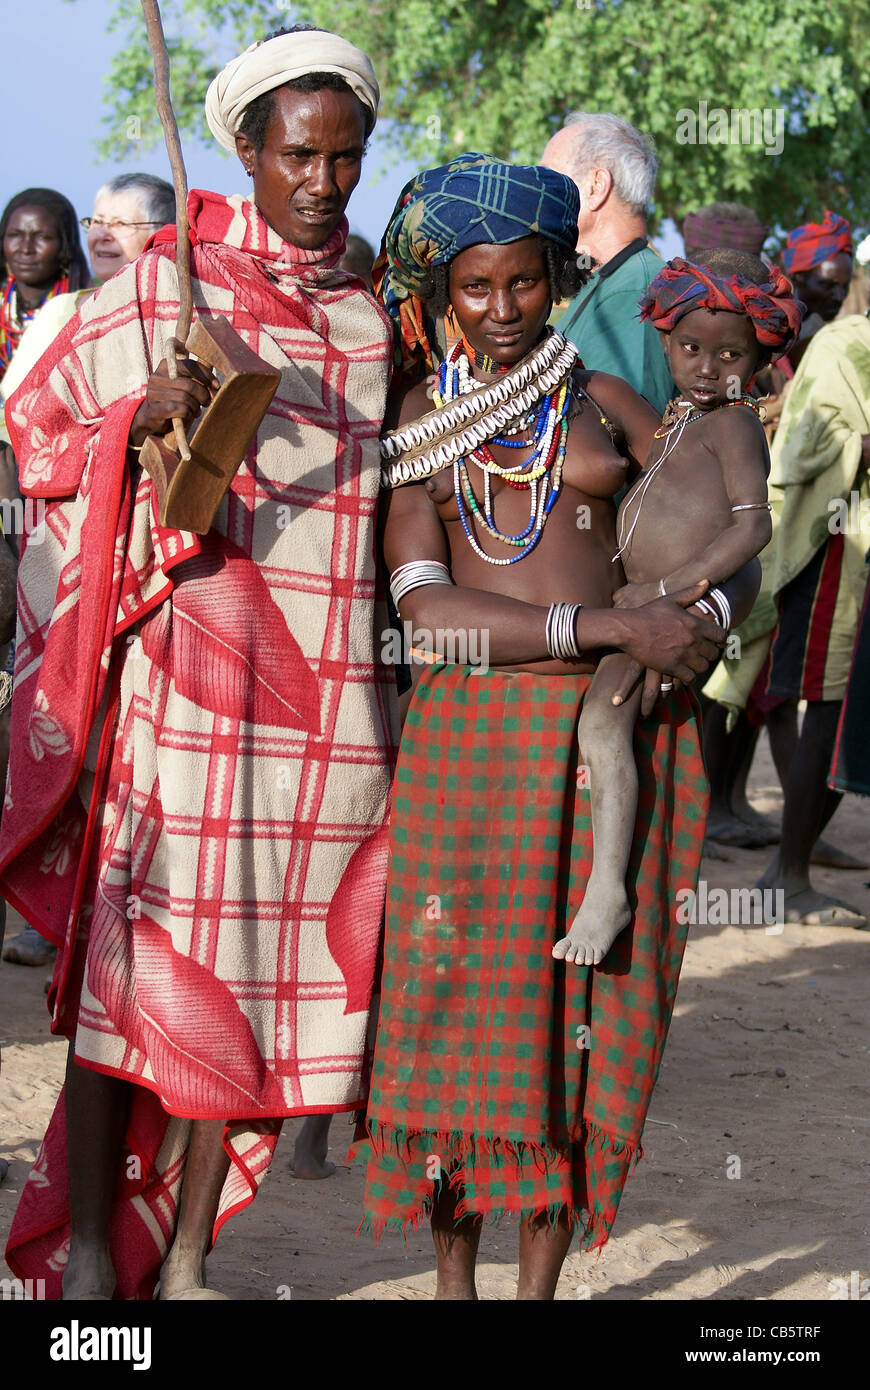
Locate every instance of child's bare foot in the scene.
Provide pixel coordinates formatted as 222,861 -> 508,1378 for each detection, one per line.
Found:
552,887 -> 632,966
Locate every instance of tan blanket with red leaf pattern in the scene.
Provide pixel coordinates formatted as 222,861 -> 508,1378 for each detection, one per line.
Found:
1,190 -> 397,1299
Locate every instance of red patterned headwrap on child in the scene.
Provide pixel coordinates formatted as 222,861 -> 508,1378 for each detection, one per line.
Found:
782,210 -> 852,276
638,257 -> 804,362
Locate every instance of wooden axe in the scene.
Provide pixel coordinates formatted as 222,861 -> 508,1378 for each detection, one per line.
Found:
139,0 -> 280,534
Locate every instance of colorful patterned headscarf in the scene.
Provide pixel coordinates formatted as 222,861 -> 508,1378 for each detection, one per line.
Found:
374,152 -> 580,380
782,210 -> 852,276
639,257 -> 803,361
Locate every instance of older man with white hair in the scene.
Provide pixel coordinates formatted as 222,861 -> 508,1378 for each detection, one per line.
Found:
541,112 -> 674,412
1,23 -> 396,1301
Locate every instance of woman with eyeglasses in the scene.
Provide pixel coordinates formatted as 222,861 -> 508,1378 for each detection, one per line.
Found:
82,172 -> 175,283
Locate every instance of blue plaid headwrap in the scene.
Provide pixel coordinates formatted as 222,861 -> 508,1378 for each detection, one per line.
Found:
373,152 -> 580,379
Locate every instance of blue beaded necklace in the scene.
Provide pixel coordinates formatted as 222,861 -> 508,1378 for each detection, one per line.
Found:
436,344 -> 571,566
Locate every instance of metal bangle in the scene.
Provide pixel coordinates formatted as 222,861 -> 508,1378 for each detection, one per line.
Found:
708,586 -> 732,631
545,602 -> 583,661
389,560 -> 453,608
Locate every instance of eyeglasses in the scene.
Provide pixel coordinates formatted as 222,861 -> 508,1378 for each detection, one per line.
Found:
80,218 -> 162,233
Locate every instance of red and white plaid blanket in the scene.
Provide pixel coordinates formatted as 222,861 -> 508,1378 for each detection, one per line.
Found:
1,190 -> 397,1298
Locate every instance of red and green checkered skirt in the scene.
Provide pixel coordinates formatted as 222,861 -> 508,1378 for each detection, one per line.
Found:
355,662 -> 708,1250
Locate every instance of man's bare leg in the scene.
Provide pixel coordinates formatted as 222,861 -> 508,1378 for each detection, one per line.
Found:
62,1046 -> 131,1299
431,1179 -> 482,1300
766,699 -> 798,788
516,1208 -> 574,1300
553,655 -> 640,966
291,1114 -> 335,1179
160,1119 -> 230,1297
756,701 -> 862,921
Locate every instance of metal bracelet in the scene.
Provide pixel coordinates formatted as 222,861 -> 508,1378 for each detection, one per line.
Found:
546,602 -> 583,661
707,586 -> 733,631
389,560 -> 453,609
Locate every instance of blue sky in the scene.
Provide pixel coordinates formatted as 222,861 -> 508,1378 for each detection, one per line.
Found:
5,0 -> 681,260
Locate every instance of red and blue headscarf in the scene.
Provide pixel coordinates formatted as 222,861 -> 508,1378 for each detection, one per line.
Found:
374,152 -> 579,380
639,258 -> 803,362
782,210 -> 852,276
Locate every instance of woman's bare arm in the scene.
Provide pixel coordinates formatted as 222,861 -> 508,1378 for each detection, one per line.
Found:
382,479 -> 723,681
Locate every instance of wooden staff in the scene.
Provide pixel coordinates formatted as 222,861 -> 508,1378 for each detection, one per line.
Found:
140,0 -> 192,462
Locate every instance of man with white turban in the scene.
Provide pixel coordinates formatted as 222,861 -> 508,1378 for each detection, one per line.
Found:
1,24 -> 396,1300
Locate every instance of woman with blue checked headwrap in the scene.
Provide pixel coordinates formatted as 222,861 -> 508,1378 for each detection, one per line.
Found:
374,151 -> 584,381
354,153 -> 733,1298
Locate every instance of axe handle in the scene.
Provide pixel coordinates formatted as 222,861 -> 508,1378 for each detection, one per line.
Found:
141,0 -> 192,461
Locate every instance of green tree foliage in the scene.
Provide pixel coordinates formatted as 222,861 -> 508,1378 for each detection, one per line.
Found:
92,0 -> 870,235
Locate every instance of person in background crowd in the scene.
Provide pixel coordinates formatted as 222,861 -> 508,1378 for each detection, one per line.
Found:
702,213 -> 856,859
753,308 -> 870,928
541,113 -> 674,413
1,173 -> 174,428
339,231 -> 375,288
1,174 -> 175,970
781,210 -> 853,370
0,188 -> 90,386
682,201 -> 768,261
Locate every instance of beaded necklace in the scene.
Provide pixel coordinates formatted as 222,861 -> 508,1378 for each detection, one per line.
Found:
434,340 -> 571,565
615,393 -> 763,562
458,331 -> 511,376
0,276 -> 68,374
653,392 -> 760,439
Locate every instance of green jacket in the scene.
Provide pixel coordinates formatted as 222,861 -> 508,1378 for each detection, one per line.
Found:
554,239 -> 675,415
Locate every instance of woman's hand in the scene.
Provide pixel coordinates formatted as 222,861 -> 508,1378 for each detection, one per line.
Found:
612,581 -> 724,709
129,341 -> 218,449
613,580 -> 661,609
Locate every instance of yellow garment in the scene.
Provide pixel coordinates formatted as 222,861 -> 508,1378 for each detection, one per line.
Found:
705,314 -> 870,711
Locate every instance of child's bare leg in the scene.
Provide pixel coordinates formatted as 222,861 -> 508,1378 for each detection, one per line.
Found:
553,653 -> 642,966
431,1179 -> 482,1300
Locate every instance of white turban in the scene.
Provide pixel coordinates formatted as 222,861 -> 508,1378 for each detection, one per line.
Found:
205,31 -> 380,155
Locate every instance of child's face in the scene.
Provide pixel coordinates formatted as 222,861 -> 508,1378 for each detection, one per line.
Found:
662,307 -> 761,410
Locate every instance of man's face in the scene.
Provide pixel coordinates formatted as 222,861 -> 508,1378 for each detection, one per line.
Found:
3,205 -> 62,289
663,306 -> 761,410
794,253 -> 852,322
88,190 -> 161,284
236,86 -> 367,250
448,237 -> 552,368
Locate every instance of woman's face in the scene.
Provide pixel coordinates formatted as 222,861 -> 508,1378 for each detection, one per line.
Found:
3,205 -> 63,290
448,237 -> 552,367
88,189 -> 160,284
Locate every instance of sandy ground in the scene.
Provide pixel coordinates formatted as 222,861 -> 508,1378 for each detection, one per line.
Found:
1,727 -> 868,1301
